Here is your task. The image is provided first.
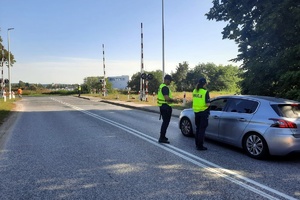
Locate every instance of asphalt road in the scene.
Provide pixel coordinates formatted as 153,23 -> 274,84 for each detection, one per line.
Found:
0,96 -> 299,200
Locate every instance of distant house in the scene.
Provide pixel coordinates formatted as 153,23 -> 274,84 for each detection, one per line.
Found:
108,75 -> 129,89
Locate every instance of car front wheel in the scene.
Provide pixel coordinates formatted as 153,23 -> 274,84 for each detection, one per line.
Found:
243,133 -> 269,159
180,117 -> 193,137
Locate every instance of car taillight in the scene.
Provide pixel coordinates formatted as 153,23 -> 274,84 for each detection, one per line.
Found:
269,118 -> 297,128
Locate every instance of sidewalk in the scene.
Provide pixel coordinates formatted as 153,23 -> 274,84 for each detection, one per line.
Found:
77,95 -> 182,117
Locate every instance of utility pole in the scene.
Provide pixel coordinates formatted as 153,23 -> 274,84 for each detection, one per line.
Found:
162,0 -> 165,82
8,28 -> 14,99
1,41 -> 4,97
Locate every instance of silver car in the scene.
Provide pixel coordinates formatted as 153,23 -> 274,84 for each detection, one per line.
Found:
179,95 -> 300,159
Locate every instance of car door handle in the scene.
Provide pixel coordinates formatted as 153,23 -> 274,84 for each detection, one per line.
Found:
238,118 -> 247,122
213,116 -> 219,119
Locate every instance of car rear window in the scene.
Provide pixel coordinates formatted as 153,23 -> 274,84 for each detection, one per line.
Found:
275,104 -> 300,118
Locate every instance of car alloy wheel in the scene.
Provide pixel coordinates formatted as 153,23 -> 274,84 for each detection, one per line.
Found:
243,133 -> 268,159
180,117 -> 193,136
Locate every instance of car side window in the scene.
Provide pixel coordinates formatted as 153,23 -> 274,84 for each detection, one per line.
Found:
210,99 -> 227,111
235,99 -> 258,114
226,99 -> 239,112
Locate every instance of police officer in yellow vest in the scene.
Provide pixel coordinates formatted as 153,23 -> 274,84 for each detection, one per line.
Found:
78,85 -> 82,97
192,78 -> 210,150
157,74 -> 175,144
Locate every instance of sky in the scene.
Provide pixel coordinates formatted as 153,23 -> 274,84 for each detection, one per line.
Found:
0,0 -> 240,84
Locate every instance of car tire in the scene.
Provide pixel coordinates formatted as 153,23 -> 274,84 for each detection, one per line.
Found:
243,133 -> 269,159
180,117 -> 193,137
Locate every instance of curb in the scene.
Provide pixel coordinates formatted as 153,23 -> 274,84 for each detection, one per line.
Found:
77,96 -> 90,100
100,100 -> 161,115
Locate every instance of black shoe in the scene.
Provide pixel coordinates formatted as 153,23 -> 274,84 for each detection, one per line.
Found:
196,146 -> 207,151
158,138 -> 170,144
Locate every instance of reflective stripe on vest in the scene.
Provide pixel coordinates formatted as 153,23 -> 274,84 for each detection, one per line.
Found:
192,88 -> 208,112
157,83 -> 173,106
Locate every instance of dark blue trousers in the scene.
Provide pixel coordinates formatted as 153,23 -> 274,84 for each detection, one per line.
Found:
194,110 -> 209,148
159,105 -> 172,139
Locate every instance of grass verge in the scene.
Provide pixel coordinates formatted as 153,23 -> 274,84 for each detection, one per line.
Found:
0,99 -> 16,126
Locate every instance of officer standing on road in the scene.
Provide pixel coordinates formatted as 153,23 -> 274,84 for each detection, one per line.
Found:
157,74 -> 175,144
78,85 -> 81,97
17,88 -> 22,98
192,78 -> 210,150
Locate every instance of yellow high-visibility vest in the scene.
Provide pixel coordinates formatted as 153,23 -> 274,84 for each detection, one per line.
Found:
192,88 -> 208,112
157,83 -> 173,106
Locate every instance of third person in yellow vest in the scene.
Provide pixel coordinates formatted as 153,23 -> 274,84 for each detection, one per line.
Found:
192,78 -> 210,150
78,85 -> 82,97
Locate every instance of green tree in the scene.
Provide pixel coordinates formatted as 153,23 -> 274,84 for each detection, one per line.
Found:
185,64 -> 207,91
213,65 -> 242,93
128,70 -> 166,94
171,61 -> 189,92
185,63 -> 215,91
0,36 -> 16,66
18,81 -> 27,89
0,36 -> 4,62
183,63 -> 241,93
83,76 -> 112,94
127,72 -> 140,92
206,0 -> 300,100
147,70 -> 163,94
128,70 -> 177,96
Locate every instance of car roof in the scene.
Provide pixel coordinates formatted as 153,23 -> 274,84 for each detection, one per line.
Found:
213,95 -> 300,104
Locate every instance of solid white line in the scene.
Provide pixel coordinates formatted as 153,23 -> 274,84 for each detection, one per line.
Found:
51,98 -> 298,200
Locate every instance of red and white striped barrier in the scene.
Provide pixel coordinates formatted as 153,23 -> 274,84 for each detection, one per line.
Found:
140,23 -> 145,101
182,91 -> 186,106
102,44 -> 107,96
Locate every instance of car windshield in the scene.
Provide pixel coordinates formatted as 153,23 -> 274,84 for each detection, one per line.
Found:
277,104 -> 300,118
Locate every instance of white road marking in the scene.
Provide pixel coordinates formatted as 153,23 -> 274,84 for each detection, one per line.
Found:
52,98 -> 298,200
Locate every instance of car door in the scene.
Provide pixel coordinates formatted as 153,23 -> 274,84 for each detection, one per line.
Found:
217,98 -> 258,145
206,98 -> 228,139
